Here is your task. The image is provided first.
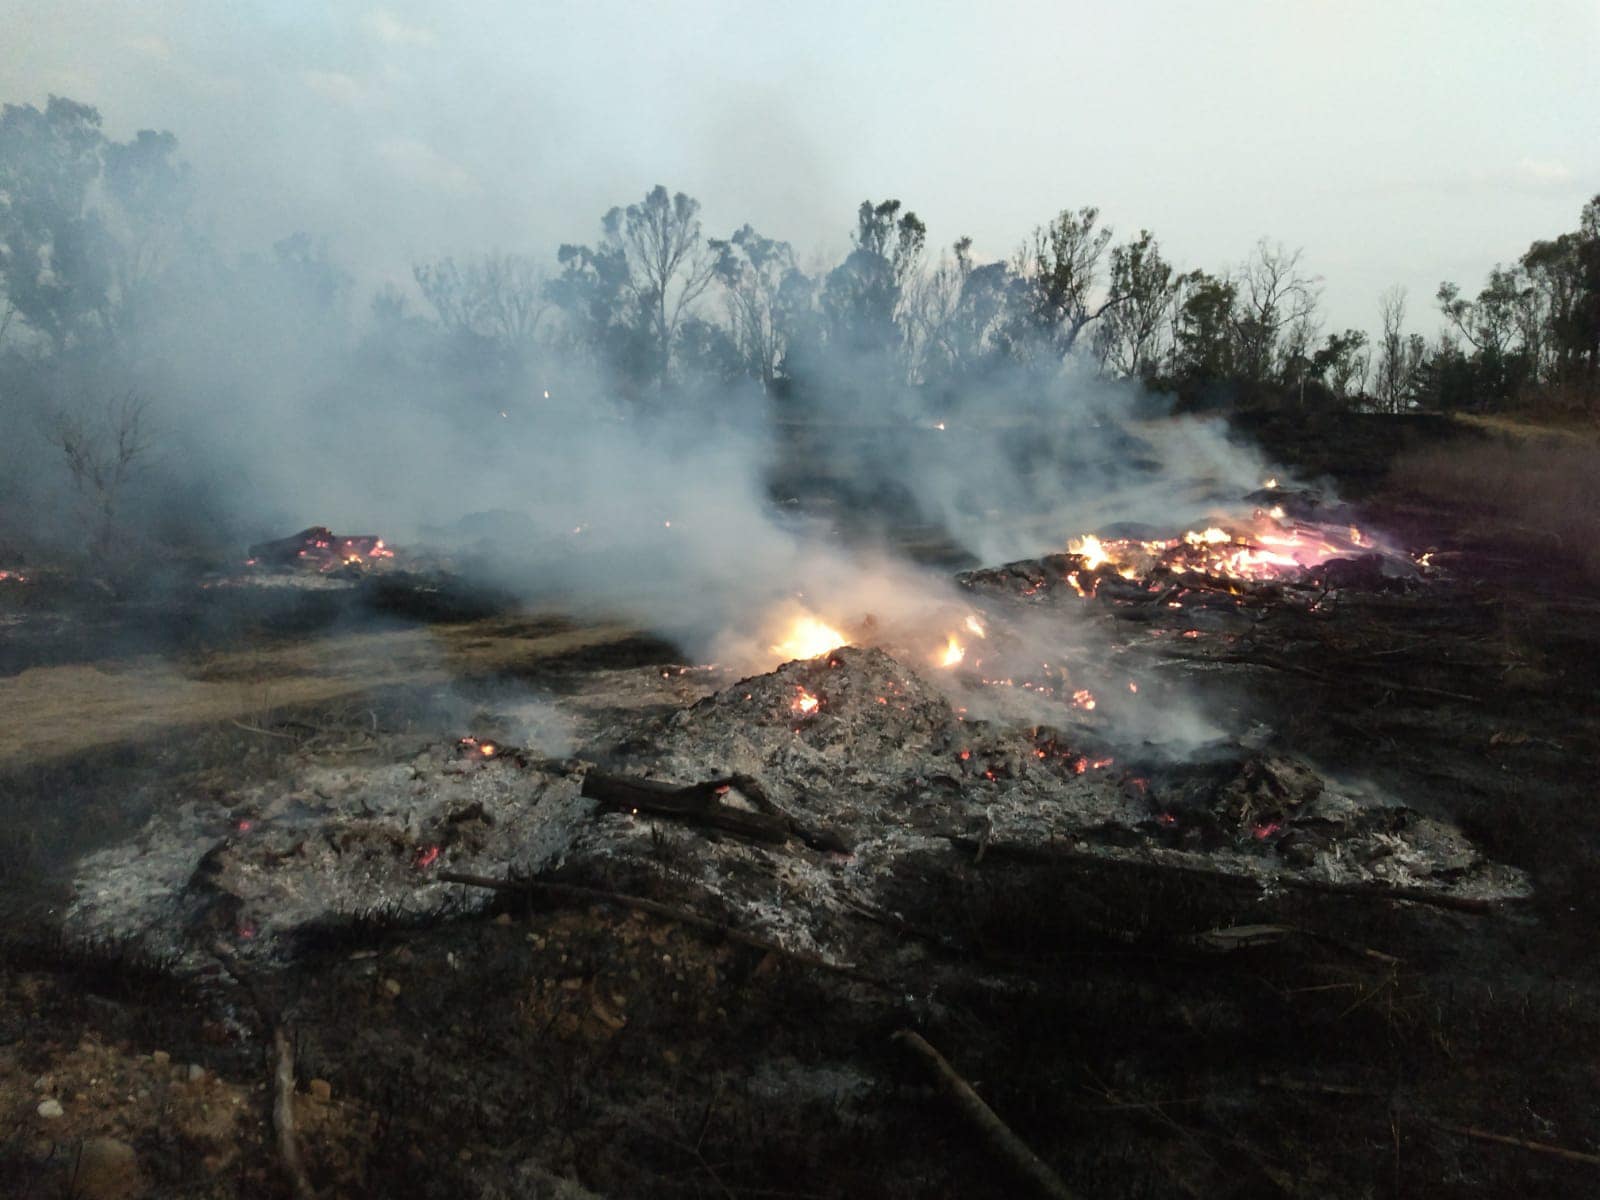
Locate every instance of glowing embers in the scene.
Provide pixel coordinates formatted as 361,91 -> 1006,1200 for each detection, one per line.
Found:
791,686 -> 820,716
1068,508 -> 1395,587
246,525 -> 396,573
0,569 -> 27,584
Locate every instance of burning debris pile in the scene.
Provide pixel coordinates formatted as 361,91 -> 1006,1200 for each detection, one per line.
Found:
65,634 -> 1525,976
958,488 -> 1427,638
246,526 -> 395,573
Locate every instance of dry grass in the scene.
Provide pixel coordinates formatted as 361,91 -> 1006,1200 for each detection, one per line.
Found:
1390,430 -> 1600,583
0,616 -> 634,768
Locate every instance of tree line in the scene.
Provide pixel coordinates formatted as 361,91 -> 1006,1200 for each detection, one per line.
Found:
3,95 -> 1598,423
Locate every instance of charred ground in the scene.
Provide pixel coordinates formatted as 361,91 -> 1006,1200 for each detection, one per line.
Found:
1,413 -> 1598,1199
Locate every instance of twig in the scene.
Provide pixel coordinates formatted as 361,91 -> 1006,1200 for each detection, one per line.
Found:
1256,1075 -> 1383,1098
1427,1119 -> 1600,1167
231,720 -> 297,740
272,1026 -> 317,1200
892,1029 -> 1078,1200
437,871 -> 891,989
1182,652 -> 1482,705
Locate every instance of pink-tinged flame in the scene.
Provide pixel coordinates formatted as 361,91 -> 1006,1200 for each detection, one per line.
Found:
414,845 -> 442,870
1251,821 -> 1282,840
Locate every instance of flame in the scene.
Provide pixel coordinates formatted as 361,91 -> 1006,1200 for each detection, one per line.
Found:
937,635 -> 966,668
771,615 -> 847,662
1264,476 -> 1279,488
1071,689 -> 1097,711
792,686 -> 820,715
1060,509 -> 1392,588
480,742 -> 497,757
1068,533 -> 1110,569
964,614 -> 986,639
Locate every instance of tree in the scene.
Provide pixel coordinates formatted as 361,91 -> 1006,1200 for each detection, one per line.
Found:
910,236 -> 1015,387
1012,205 -> 1120,358
414,253 -> 547,347
100,128 -> 192,327
547,234 -> 645,375
1171,270 -> 1238,380
54,391 -> 150,557
0,96 -> 113,350
819,199 -> 926,366
1094,230 -> 1177,378
548,185 -> 715,385
1309,329 -> 1369,403
1232,241 -> 1321,384
708,224 -> 797,389
1373,286 -> 1413,412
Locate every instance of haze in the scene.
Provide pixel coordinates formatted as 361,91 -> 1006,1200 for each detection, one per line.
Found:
6,0 -> 1595,333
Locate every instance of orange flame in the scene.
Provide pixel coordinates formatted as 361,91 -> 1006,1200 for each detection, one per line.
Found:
937,635 -> 966,668
792,686 -> 820,715
771,615 -> 847,663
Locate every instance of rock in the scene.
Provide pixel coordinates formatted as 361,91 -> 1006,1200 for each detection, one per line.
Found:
309,1078 -> 332,1103
187,1063 -> 206,1082
150,1050 -> 170,1068
36,1098 -> 64,1119
381,978 -> 402,998
72,1136 -> 143,1200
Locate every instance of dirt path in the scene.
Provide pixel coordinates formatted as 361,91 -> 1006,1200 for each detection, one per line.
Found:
0,616 -> 638,767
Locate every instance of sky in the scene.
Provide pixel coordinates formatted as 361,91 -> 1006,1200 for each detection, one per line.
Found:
4,0 -> 1597,335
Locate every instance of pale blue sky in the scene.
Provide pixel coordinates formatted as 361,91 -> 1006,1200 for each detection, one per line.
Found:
5,0 -> 1596,333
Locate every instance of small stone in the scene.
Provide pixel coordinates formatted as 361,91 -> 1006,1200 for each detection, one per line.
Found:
308,1078 -> 332,1103
73,1135 -> 142,1199
36,1099 -> 64,1119
494,912 -> 513,926
151,1051 -> 170,1068
381,978 -> 402,998
187,1063 -> 206,1082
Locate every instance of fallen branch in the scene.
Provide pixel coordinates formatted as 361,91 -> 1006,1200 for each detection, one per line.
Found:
946,836 -> 1508,915
582,770 -> 850,853
1428,1119 -> 1600,1167
892,1029 -> 1079,1200
272,1026 -> 317,1200
437,871 -> 889,989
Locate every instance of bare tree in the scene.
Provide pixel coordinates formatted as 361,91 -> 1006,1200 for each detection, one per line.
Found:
414,253 -> 547,346
1374,286 -> 1411,412
1232,241 -> 1322,383
609,186 -> 718,359
55,391 -> 150,555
